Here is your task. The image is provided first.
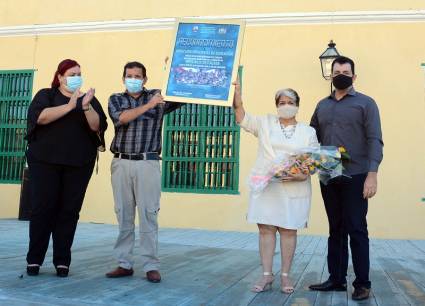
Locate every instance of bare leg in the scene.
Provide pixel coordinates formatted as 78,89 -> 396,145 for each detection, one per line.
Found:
278,227 -> 297,293
259,224 -> 277,273
251,224 -> 277,292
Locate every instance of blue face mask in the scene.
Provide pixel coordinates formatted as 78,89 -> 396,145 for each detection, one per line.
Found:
66,76 -> 83,92
125,78 -> 143,93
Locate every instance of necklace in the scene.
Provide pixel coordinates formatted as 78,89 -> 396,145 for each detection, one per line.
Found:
280,124 -> 296,139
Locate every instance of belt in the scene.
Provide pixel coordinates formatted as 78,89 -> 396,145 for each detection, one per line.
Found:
113,152 -> 160,160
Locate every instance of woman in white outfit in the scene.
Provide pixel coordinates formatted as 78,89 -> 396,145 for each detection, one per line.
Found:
232,81 -> 319,294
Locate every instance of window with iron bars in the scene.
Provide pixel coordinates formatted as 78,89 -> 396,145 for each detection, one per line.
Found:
0,70 -> 34,183
161,67 -> 242,194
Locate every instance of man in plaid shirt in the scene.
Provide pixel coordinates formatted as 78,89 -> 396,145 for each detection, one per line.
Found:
106,61 -> 181,283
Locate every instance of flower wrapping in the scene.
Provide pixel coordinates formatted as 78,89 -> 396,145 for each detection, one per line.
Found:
248,146 -> 349,196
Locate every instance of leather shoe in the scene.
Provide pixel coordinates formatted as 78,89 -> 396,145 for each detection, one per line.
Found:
105,267 -> 134,278
146,270 -> 161,283
309,279 -> 347,291
352,287 -> 370,300
56,266 -> 69,277
26,265 -> 40,276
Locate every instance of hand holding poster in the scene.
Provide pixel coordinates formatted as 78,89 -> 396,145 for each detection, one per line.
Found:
162,19 -> 245,106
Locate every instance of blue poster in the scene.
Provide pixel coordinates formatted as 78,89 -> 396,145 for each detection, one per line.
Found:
166,22 -> 240,101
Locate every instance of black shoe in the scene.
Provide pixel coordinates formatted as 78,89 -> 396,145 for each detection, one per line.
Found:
56,266 -> 69,277
309,279 -> 347,291
352,287 -> 370,300
26,265 -> 40,276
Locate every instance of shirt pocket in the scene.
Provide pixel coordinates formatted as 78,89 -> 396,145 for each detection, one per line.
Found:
317,105 -> 334,127
117,98 -> 132,111
345,104 -> 364,125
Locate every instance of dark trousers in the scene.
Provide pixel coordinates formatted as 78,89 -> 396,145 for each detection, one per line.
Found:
26,161 -> 94,267
320,173 -> 371,289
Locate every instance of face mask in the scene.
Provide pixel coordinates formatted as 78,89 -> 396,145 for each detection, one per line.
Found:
66,76 -> 82,92
125,78 -> 143,93
332,74 -> 353,90
277,105 -> 298,119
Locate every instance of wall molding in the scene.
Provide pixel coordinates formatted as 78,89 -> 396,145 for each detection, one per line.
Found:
1,10 -> 425,37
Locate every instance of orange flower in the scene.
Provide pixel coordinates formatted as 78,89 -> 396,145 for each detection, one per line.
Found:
290,167 -> 300,174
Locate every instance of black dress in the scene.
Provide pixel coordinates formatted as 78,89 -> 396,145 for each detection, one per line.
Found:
25,87 -> 108,268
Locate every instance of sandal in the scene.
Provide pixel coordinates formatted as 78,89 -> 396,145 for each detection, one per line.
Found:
251,272 -> 274,293
281,272 -> 294,294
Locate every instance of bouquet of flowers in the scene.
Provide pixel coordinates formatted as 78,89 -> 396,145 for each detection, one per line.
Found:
249,146 -> 350,196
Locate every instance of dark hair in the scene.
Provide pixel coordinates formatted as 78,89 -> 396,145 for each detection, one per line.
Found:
122,61 -> 147,78
331,56 -> 355,75
275,88 -> 300,106
51,59 -> 80,88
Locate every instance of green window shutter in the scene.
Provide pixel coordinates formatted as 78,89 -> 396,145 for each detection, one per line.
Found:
161,66 -> 243,194
0,69 -> 34,184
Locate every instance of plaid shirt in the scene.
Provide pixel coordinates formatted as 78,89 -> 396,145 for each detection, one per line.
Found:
108,89 -> 181,154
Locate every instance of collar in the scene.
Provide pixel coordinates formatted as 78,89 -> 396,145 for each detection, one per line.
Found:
329,86 -> 357,99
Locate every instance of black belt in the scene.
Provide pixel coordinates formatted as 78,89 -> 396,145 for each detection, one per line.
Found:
114,152 -> 160,160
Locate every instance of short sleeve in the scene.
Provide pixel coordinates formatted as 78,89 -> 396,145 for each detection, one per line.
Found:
239,112 -> 261,137
108,94 -> 128,127
89,96 -> 108,151
308,127 -> 320,148
26,88 -> 52,142
90,96 -> 108,133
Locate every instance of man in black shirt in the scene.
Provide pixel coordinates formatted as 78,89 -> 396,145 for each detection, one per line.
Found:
309,56 -> 383,301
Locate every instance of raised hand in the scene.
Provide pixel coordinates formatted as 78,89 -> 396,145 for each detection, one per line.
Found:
82,88 -> 95,109
232,78 -> 242,108
232,77 -> 245,124
68,89 -> 80,110
147,92 -> 165,109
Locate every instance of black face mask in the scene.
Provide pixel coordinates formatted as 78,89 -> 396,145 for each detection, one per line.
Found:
332,74 -> 353,90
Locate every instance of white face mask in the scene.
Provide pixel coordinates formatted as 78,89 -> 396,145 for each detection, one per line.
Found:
277,105 -> 299,119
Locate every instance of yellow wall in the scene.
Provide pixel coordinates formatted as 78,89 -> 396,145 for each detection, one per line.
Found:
0,185 -> 21,217
1,0 -> 425,26
1,1 -> 424,239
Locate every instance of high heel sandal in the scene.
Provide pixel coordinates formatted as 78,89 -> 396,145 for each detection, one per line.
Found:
26,264 -> 40,276
56,265 -> 69,277
281,272 -> 294,294
251,272 -> 274,293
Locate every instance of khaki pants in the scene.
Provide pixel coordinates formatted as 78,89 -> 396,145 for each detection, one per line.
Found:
110,158 -> 161,272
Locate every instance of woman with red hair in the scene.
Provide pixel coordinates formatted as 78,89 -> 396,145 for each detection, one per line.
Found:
25,59 -> 108,277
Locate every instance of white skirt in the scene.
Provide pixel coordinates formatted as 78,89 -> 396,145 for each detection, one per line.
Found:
247,181 -> 312,229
